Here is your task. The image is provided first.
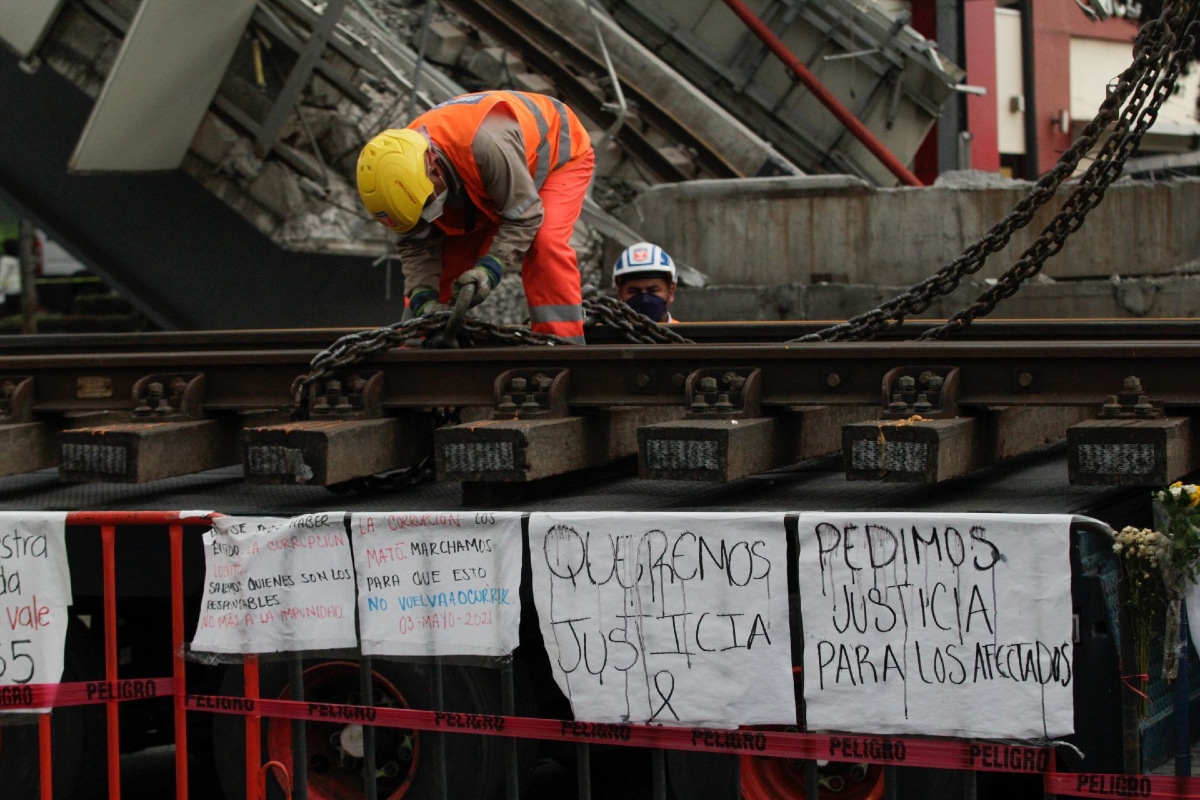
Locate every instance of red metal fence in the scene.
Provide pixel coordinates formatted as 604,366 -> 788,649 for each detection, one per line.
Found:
3,511 -> 1198,800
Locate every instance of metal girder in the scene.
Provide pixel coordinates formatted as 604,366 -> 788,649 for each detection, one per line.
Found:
255,0 -> 348,156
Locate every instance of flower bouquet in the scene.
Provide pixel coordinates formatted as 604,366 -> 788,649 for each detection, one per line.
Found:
1112,525 -> 1169,716
1151,482 -> 1200,681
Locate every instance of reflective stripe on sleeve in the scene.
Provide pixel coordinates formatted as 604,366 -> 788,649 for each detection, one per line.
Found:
528,303 -> 585,323
509,93 -> 552,189
547,97 -> 575,171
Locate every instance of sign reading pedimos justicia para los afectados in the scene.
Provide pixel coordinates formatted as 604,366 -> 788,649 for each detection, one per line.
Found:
798,512 -> 1074,740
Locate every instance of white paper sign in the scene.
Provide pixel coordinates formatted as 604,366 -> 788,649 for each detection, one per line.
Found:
350,511 -> 523,657
191,513 -> 357,654
0,513 -> 71,700
530,512 -> 794,728
798,512 -> 1074,740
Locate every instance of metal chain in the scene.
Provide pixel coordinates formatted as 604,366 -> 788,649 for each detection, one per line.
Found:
581,295 -> 695,344
325,453 -> 436,495
917,2 -> 1200,340
291,312 -> 568,413
325,408 -> 462,495
291,296 -> 692,415
791,1 -> 1197,343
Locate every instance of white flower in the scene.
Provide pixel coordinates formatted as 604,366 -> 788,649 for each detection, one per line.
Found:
1171,486 -> 1183,498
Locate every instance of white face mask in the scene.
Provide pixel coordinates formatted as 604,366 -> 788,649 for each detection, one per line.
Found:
420,189 -> 447,223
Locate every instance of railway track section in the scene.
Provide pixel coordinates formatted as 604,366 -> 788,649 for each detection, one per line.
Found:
0,322 -> 1196,494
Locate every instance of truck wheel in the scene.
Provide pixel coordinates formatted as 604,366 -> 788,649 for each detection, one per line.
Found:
213,658 -> 508,800
0,621 -> 106,800
741,757 -> 885,800
668,750 -> 885,800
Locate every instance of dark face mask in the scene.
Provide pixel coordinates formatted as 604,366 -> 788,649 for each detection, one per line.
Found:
625,293 -> 668,322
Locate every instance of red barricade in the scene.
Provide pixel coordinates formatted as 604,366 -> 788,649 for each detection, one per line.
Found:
3,511 -> 1196,800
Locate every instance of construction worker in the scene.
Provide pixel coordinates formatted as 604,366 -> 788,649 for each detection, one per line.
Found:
612,242 -> 677,323
356,91 -> 594,343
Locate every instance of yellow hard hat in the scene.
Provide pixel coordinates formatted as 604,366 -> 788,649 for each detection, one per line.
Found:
356,129 -> 434,233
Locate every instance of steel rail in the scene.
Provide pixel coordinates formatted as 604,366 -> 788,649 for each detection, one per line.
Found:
6,319 -> 1200,354
4,339 -> 1200,413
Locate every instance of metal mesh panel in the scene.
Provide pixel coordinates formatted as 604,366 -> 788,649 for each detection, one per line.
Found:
644,439 -> 718,471
442,442 -> 515,473
849,440 -> 929,472
61,443 -> 127,475
1077,444 -> 1157,476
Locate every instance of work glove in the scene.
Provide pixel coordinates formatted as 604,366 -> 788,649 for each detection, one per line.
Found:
451,255 -> 503,308
408,287 -> 449,317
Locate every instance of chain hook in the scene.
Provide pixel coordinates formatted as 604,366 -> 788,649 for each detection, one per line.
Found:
426,283 -> 475,349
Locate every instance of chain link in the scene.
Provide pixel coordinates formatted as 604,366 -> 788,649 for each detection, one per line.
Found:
791,1 -> 1199,343
291,296 -> 692,416
581,295 -> 695,345
325,408 -> 462,495
325,453 -> 437,495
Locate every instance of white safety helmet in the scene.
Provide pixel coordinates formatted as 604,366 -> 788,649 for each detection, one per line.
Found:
612,242 -> 676,287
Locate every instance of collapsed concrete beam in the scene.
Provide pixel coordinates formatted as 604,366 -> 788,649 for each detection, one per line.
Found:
621,177 -> 1200,289
512,0 -> 798,178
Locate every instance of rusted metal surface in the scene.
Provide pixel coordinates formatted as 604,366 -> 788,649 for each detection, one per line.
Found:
4,320 -> 1200,355
7,339 -> 1200,413
335,342 -> 1200,411
879,366 -> 959,419
4,328 -> 1200,490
